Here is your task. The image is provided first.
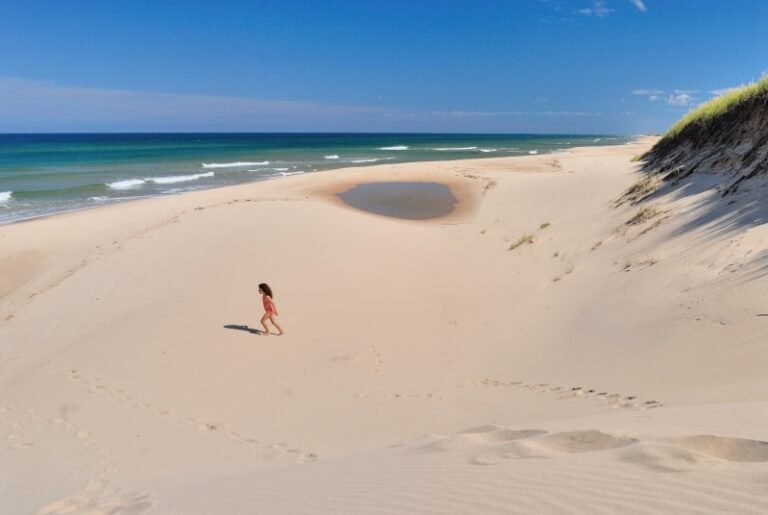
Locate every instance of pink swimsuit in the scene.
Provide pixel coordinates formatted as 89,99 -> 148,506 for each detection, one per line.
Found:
263,295 -> 275,314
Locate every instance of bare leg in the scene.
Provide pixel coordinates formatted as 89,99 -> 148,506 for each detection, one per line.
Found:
261,313 -> 271,335
268,314 -> 284,335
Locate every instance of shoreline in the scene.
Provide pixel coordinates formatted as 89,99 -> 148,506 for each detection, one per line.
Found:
0,138 -> 641,227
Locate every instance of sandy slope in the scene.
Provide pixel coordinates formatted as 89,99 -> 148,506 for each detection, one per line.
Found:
1,139 -> 768,514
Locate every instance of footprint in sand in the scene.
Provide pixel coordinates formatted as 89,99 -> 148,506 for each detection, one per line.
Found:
498,378 -> 663,410
53,369 -> 318,465
331,354 -> 358,362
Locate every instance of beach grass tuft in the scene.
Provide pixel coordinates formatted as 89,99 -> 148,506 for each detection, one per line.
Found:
623,175 -> 661,204
509,234 -> 535,251
626,205 -> 659,226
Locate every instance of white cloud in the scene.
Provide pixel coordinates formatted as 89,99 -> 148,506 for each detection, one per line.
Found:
629,0 -> 647,12
429,109 -> 602,118
633,89 -> 664,95
430,110 -> 524,117
633,87 -> 697,106
577,0 -> 614,17
539,110 -> 604,117
666,89 -> 696,106
710,87 -> 740,97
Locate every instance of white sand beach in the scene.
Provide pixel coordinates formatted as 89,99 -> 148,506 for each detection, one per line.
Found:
2,138 -> 768,514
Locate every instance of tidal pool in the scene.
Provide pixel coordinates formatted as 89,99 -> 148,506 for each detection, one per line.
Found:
336,182 -> 457,220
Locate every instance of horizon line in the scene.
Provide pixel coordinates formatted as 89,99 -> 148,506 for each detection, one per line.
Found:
0,131 -> 642,136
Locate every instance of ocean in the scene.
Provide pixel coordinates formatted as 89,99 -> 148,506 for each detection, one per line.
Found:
0,133 -> 633,224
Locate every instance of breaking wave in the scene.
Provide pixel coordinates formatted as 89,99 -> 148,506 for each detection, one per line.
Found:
109,172 -> 215,189
348,157 -> 394,163
146,172 -> 214,185
202,161 -> 268,168
108,179 -> 146,190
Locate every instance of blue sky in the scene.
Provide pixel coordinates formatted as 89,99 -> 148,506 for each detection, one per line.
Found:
0,0 -> 766,133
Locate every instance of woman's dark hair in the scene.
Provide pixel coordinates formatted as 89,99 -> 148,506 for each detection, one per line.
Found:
258,283 -> 273,298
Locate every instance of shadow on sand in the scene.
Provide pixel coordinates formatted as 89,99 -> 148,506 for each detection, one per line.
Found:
223,324 -> 263,335
627,155 -> 768,281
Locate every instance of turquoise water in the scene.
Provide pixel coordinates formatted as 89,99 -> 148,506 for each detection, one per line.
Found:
0,133 -> 632,223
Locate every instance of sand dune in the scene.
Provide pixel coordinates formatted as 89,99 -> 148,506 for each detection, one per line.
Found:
3,138 -> 768,514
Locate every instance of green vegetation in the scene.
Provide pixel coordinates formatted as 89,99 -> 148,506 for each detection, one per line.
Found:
509,234 -> 535,251
622,175 -> 661,204
662,75 -> 768,142
539,222 -> 551,230
626,205 -> 659,226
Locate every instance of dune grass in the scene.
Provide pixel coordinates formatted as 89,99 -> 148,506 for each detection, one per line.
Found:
623,175 -> 661,204
662,75 -> 768,142
509,234 -> 535,251
626,205 -> 659,226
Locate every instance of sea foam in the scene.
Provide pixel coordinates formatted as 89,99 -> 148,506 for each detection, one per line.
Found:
348,157 -> 394,163
147,172 -> 214,185
379,145 -> 409,150
479,148 -> 498,153
432,146 -> 478,151
0,191 -> 11,202
108,179 -> 146,190
202,161 -> 268,168
529,150 -> 538,155
324,155 -> 340,159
